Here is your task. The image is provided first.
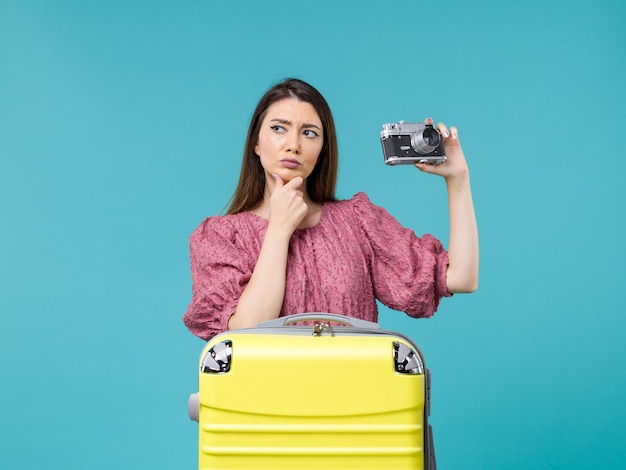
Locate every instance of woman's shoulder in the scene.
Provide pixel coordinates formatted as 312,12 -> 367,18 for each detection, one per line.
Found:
324,192 -> 405,238
328,192 -> 374,210
325,192 -> 381,219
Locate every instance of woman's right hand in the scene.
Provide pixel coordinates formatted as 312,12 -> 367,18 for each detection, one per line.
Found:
230,173 -> 305,330
268,174 -> 308,235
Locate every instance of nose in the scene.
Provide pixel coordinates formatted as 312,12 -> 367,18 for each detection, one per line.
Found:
286,132 -> 301,154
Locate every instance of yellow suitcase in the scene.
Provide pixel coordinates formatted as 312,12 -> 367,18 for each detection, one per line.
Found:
188,313 -> 436,470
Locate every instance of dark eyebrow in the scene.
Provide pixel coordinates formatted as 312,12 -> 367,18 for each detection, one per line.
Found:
270,118 -> 322,131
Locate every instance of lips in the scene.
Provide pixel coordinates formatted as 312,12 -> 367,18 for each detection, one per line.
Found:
280,158 -> 300,169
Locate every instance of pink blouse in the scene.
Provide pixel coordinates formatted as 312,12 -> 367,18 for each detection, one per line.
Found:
183,192 -> 451,340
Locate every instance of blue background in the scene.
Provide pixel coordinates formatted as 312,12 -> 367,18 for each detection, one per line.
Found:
1,1 -> 625,468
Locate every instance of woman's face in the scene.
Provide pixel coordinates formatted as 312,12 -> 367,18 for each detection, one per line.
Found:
254,97 -> 324,184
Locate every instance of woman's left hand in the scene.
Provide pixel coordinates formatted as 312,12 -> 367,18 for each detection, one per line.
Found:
414,117 -> 469,182
415,118 -> 478,293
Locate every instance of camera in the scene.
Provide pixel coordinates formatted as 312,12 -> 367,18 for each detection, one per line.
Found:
380,121 -> 447,165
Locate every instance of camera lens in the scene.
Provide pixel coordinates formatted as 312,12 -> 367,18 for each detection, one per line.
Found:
411,127 -> 441,154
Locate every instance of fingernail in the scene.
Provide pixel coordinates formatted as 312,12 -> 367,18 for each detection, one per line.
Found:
452,131 -> 457,139
443,129 -> 450,139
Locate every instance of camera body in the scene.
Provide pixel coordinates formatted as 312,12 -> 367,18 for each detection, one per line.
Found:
380,121 -> 447,165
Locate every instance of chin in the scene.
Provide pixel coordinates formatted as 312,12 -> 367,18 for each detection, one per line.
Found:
273,170 -> 306,182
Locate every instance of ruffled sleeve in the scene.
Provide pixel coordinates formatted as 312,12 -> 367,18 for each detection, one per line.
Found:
183,217 -> 254,340
352,192 -> 451,318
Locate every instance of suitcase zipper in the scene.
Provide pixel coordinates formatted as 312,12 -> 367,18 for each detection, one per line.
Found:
312,322 -> 335,337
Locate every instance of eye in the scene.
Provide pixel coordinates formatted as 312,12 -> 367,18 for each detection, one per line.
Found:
303,129 -> 319,138
270,125 -> 286,133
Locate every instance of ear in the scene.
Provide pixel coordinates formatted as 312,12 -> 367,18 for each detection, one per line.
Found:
254,143 -> 260,156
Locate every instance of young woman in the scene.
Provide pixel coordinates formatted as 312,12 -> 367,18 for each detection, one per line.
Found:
183,78 -> 478,340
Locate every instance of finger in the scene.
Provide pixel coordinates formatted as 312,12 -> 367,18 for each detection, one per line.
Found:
436,122 -> 450,139
424,117 -> 434,125
284,176 -> 304,190
415,162 -> 434,173
269,173 -> 284,194
449,126 -> 459,140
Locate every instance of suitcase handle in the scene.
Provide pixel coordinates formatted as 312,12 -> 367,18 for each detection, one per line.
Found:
257,312 -> 380,330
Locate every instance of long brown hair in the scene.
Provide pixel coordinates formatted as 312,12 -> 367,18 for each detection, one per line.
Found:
226,78 -> 338,215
